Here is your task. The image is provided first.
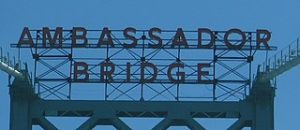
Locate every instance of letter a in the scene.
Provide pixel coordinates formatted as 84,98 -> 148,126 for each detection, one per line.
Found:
18,27 -> 34,47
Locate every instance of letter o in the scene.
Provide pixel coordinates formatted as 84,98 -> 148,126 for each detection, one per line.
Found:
224,29 -> 246,50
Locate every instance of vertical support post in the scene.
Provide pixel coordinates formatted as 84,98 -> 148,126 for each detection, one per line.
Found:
268,58 -> 270,72
18,48 -> 21,70
288,45 -> 291,60
13,57 -> 15,70
297,38 -> 299,56
213,44 -> 216,101
68,46 -> 73,99
34,36 -> 39,96
280,50 -> 283,66
266,48 -> 270,73
274,55 -> 276,69
176,43 -> 181,101
1,47 -> 3,62
7,52 -> 10,66
105,39 -> 109,101
141,31 -> 146,101
249,32 -> 253,93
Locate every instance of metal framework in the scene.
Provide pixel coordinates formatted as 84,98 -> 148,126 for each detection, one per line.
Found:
11,29 -> 275,101
7,70 -> 275,130
2,28 -> 290,130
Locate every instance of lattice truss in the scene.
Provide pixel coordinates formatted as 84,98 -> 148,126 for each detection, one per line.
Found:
11,29 -> 274,101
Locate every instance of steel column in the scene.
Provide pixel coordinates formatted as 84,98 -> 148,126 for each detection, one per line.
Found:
9,77 -> 34,130
250,79 -> 275,130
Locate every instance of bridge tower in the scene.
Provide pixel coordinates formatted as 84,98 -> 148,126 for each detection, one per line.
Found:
3,28 -> 295,130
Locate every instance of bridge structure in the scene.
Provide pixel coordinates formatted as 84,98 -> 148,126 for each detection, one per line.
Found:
1,28 -> 299,130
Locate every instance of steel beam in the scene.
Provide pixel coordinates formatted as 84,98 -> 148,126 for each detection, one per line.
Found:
227,119 -> 246,130
185,118 -> 206,130
31,100 -> 248,118
8,72 -> 275,130
33,117 -> 57,130
77,116 -> 131,130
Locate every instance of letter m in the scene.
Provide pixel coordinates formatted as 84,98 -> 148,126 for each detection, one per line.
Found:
42,27 -> 63,47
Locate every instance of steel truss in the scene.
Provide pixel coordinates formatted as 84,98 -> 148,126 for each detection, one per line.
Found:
9,72 -> 275,130
11,29 -> 276,101
5,28 -> 278,130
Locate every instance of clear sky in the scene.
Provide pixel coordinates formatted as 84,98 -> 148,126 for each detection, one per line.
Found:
1,0 -> 300,129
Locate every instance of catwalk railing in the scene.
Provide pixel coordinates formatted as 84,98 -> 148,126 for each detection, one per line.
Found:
261,38 -> 300,81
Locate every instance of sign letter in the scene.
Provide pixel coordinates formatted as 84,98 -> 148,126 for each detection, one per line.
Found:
123,27 -> 137,48
198,28 -> 215,49
18,27 -> 34,47
74,62 -> 89,81
140,62 -> 158,83
42,27 -> 63,48
224,29 -> 246,50
100,62 -> 115,82
197,63 -> 211,83
72,27 -> 87,47
256,29 -> 271,49
171,28 -> 188,48
126,62 -> 131,82
167,63 -> 185,83
98,27 -> 114,47
148,27 -> 162,48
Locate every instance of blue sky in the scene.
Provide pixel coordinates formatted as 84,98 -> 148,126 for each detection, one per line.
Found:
1,0 -> 300,129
